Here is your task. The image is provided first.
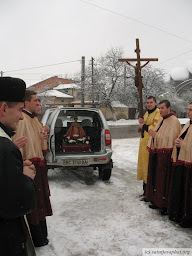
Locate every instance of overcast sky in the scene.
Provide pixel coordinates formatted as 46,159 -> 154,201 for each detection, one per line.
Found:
1,0 -> 192,86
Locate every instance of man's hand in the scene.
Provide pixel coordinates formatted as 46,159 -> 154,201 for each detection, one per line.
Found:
43,125 -> 49,133
23,160 -> 36,180
139,123 -> 144,129
13,136 -> 28,149
148,129 -> 157,138
39,131 -> 49,140
175,137 -> 183,148
139,118 -> 144,124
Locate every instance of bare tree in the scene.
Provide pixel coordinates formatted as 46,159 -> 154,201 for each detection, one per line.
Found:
142,65 -> 174,101
85,47 -> 130,120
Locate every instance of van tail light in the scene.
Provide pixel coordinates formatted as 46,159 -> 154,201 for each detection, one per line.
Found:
105,130 -> 111,146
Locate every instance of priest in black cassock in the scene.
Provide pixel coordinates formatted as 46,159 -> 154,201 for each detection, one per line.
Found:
0,77 -> 37,256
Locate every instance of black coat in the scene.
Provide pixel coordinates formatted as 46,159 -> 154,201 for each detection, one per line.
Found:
0,132 -> 37,255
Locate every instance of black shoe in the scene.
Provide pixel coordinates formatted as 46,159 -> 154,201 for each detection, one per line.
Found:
29,222 -> 49,248
160,208 -> 168,215
140,197 -> 148,202
169,216 -> 180,223
179,219 -> 192,228
149,204 -> 158,209
34,238 -> 49,247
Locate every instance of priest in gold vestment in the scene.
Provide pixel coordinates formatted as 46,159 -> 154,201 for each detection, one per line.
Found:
137,96 -> 161,197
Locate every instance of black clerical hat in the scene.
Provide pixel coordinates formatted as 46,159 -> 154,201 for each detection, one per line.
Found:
0,77 -> 26,102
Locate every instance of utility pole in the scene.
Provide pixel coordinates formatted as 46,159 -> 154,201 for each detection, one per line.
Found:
119,38 -> 158,118
81,56 -> 85,107
124,66 -> 126,88
91,57 -> 94,106
1,71 -> 3,77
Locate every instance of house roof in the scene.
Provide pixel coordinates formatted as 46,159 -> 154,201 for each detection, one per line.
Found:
28,76 -> 78,93
38,90 -> 74,98
53,83 -> 81,90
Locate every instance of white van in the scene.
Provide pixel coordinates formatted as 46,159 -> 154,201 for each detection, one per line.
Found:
41,107 -> 113,180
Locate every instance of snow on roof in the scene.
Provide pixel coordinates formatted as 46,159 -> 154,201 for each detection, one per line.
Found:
71,101 -> 99,104
111,101 -> 128,108
187,60 -> 192,74
38,90 -> 73,98
53,83 -> 81,90
170,67 -> 190,81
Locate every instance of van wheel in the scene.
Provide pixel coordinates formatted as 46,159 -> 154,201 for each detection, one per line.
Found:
99,168 -> 111,181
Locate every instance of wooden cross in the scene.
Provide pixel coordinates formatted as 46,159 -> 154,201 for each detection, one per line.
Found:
119,38 -> 158,118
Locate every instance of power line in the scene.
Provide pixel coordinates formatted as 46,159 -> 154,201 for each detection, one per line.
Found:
4,59 -> 81,73
158,49 -> 192,65
79,0 -> 192,45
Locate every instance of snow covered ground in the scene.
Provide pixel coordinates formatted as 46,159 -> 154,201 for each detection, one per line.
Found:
36,138 -> 192,256
107,118 -> 189,127
107,119 -> 138,126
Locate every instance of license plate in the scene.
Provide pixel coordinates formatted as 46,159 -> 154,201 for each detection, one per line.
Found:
63,159 -> 89,166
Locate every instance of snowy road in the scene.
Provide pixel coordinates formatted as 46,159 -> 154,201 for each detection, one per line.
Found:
36,138 -> 192,256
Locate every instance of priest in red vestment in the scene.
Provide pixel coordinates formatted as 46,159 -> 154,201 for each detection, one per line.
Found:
13,90 -> 52,247
169,102 -> 192,227
145,100 -> 181,214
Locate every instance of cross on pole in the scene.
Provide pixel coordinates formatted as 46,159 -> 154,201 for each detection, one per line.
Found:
119,38 -> 158,118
